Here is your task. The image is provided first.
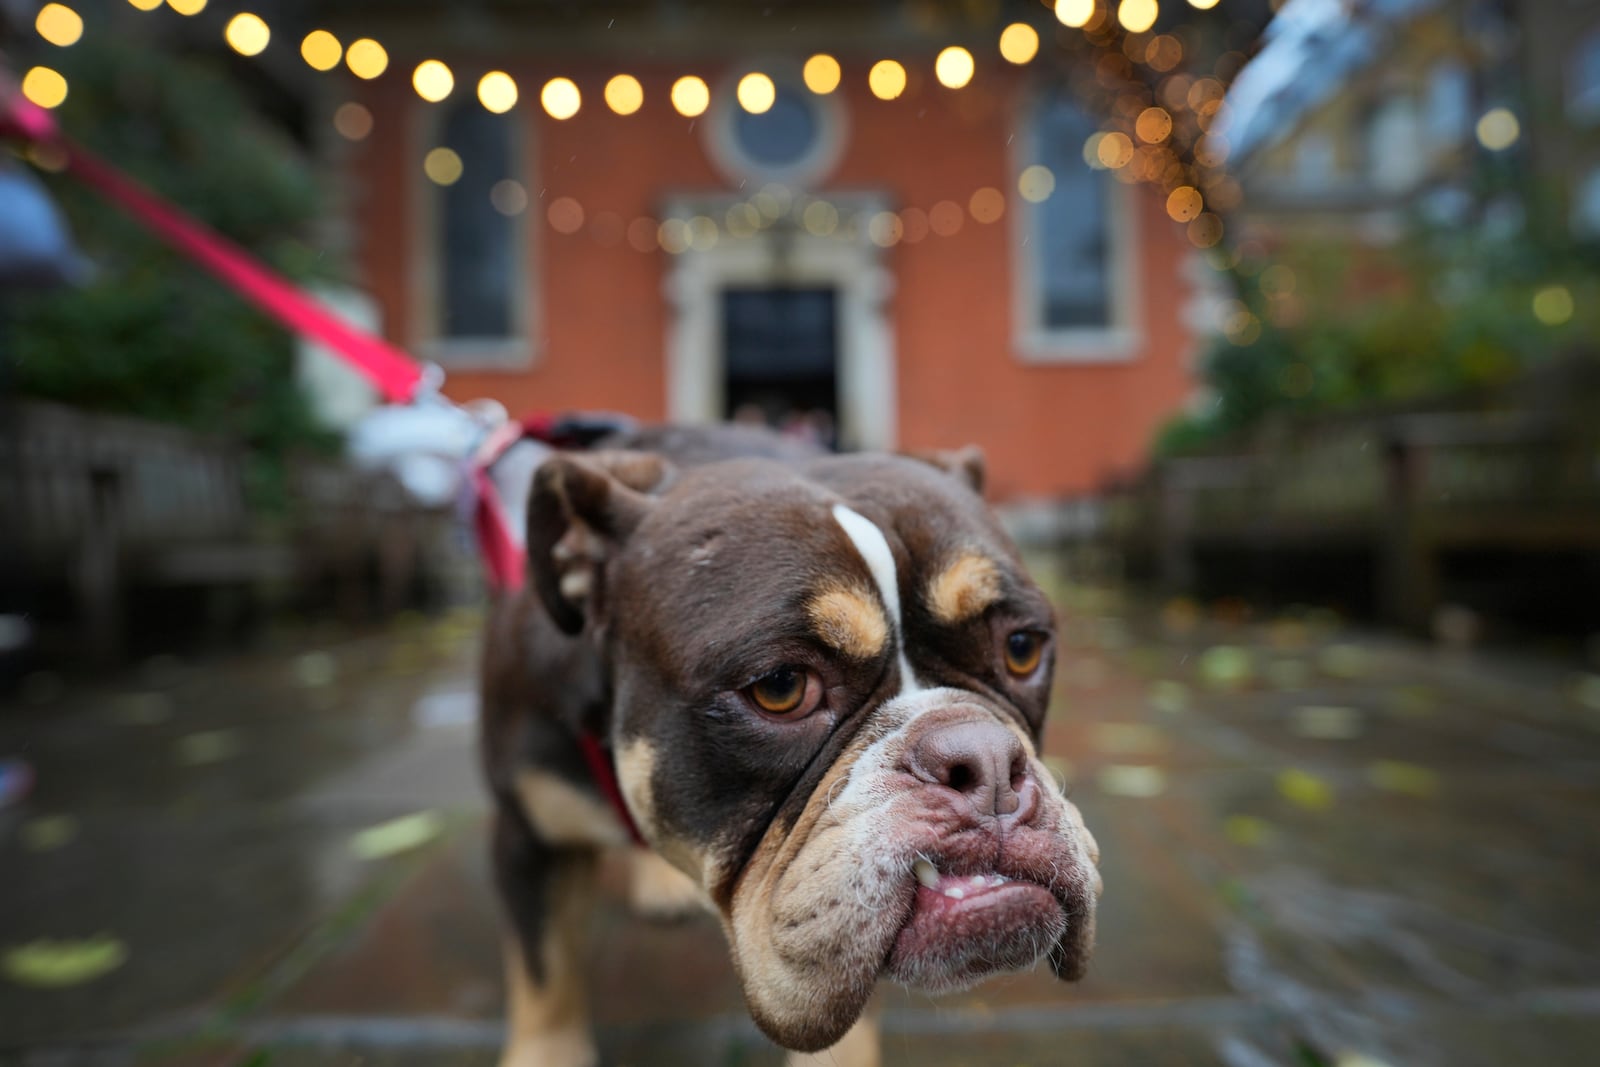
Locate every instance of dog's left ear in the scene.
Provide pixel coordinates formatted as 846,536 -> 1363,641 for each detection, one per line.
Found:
526,450 -> 672,634
902,445 -> 986,496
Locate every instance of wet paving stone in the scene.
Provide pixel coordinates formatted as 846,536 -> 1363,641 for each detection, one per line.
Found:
5,592 -> 1600,1067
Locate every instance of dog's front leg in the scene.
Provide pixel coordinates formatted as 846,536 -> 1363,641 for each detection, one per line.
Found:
491,805 -> 599,1067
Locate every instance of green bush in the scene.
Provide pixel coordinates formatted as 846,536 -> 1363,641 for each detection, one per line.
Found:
6,37 -> 339,505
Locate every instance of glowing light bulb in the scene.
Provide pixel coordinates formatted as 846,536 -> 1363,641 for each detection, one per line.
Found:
541,78 -> 580,120
301,31 -> 342,72
479,72 -> 518,114
413,60 -> 454,103
605,74 -> 643,115
935,47 -> 974,89
346,38 -> 388,80
671,76 -> 710,117
804,54 -> 841,94
737,72 -> 776,114
868,60 -> 907,101
998,23 -> 1039,65
224,12 -> 269,56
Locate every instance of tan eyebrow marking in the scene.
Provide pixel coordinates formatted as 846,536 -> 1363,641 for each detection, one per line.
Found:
927,553 -> 1003,625
806,582 -> 890,660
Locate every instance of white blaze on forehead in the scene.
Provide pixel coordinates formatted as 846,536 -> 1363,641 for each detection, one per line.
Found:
831,503 -> 921,692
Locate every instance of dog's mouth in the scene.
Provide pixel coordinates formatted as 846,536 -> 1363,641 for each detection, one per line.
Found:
883,855 -> 1075,990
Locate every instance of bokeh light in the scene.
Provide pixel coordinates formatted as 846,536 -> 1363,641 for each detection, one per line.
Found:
1188,0 -> 1220,8
224,13 -> 270,57
300,31 -> 342,72
605,74 -> 643,115
332,102 -> 373,141
491,180 -> 528,217
1136,107 -> 1173,143
628,216 -> 659,252
900,206 -> 930,243
21,66 -> 68,109
998,23 -> 1039,65
346,38 -> 388,79
929,199 -> 964,236
804,54 -> 841,95
1532,285 -> 1574,326
935,47 -> 975,90
548,198 -> 585,235
541,78 -> 581,120
1097,131 -> 1135,169
969,187 -> 1005,223
671,76 -> 710,117
478,72 -> 518,114
1476,107 -> 1520,151
803,200 -> 839,237
1187,212 -> 1223,248
413,60 -> 454,103
868,60 -> 907,101
737,73 -> 776,114
35,5 -> 83,48
687,216 -> 719,251
1019,165 -> 1057,203
1055,0 -> 1094,29
868,212 -> 904,248
1166,185 -> 1203,222
127,0 -> 162,10
166,0 -> 205,16
423,147 -> 463,186
1119,0 -> 1160,33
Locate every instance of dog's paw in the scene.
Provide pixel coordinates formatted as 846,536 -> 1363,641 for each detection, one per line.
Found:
499,1026 -> 597,1067
627,848 -> 709,921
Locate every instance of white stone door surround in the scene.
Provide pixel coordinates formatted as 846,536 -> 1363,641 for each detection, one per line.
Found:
662,192 -> 896,452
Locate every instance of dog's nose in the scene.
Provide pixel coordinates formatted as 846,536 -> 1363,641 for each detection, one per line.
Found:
907,718 -> 1027,818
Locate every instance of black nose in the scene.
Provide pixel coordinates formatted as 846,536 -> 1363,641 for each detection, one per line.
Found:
906,718 -> 1028,818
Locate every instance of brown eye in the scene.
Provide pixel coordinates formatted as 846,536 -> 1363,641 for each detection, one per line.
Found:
1004,631 -> 1045,677
746,668 -> 823,719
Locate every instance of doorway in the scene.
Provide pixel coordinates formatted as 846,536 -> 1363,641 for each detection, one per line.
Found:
722,287 -> 838,445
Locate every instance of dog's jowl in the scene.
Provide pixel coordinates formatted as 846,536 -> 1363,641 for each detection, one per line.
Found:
480,427 -> 1101,1065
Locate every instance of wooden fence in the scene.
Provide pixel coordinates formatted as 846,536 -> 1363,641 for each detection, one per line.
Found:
0,400 -> 460,666
1092,361 -> 1600,630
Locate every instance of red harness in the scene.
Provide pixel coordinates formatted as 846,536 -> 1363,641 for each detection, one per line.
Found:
2,93 -> 646,847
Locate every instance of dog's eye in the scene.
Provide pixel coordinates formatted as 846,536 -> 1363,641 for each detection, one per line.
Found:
1003,631 -> 1046,677
745,667 -> 823,719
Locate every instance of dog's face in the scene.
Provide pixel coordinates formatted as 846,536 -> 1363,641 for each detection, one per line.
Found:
529,450 -> 1099,1052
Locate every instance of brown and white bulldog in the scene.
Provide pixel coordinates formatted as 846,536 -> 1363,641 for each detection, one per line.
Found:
479,426 -> 1101,1065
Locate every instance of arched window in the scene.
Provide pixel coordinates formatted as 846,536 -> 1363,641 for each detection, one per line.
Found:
421,99 -> 528,364
1016,88 -> 1134,361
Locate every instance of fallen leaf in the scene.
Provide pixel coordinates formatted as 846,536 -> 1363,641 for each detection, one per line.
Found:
1091,722 -> 1165,755
2,936 -> 127,988
21,815 -> 79,852
1223,815 -> 1272,847
1096,764 -> 1167,798
1265,658 -> 1312,690
1288,705 -> 1364,740
350,810 -> 444,860
1198,646 -> 1254,690
1277,768 -> 1334,811
176,729 -> 243,767
1318,644 -> 1371,680
1148,680 -> 1190,715
1368,760 -> 1440,798
292,651 -> 338,688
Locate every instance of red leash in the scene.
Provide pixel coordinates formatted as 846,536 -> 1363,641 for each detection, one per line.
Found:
2,91 -> 645,846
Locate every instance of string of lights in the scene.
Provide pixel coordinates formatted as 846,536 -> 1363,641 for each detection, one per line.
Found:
18,0 -> 1238,251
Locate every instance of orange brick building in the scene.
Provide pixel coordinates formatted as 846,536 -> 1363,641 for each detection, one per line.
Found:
327,11 -> 1203,501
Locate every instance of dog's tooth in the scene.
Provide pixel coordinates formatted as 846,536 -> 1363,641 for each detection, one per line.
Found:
944,886 -> 966,900
913,858 -> 939,888
559,571 -> 591,599
990,875 -> 1009,886
972,875 -> 988,888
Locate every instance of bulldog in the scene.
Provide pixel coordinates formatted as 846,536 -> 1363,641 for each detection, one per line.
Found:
479,426 -> 1101,1066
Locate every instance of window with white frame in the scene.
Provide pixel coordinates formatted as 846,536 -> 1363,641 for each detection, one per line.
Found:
1017,88 -> 1132,360
421,99 -> 528,363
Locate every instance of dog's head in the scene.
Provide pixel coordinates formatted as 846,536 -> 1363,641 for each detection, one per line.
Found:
528,448 -> 1100,1051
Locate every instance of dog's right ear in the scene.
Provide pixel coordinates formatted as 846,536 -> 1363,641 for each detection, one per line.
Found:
526,450 -> 671,634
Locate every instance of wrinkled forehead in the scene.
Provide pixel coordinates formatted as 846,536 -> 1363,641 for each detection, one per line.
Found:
613,456 -> 1029,653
